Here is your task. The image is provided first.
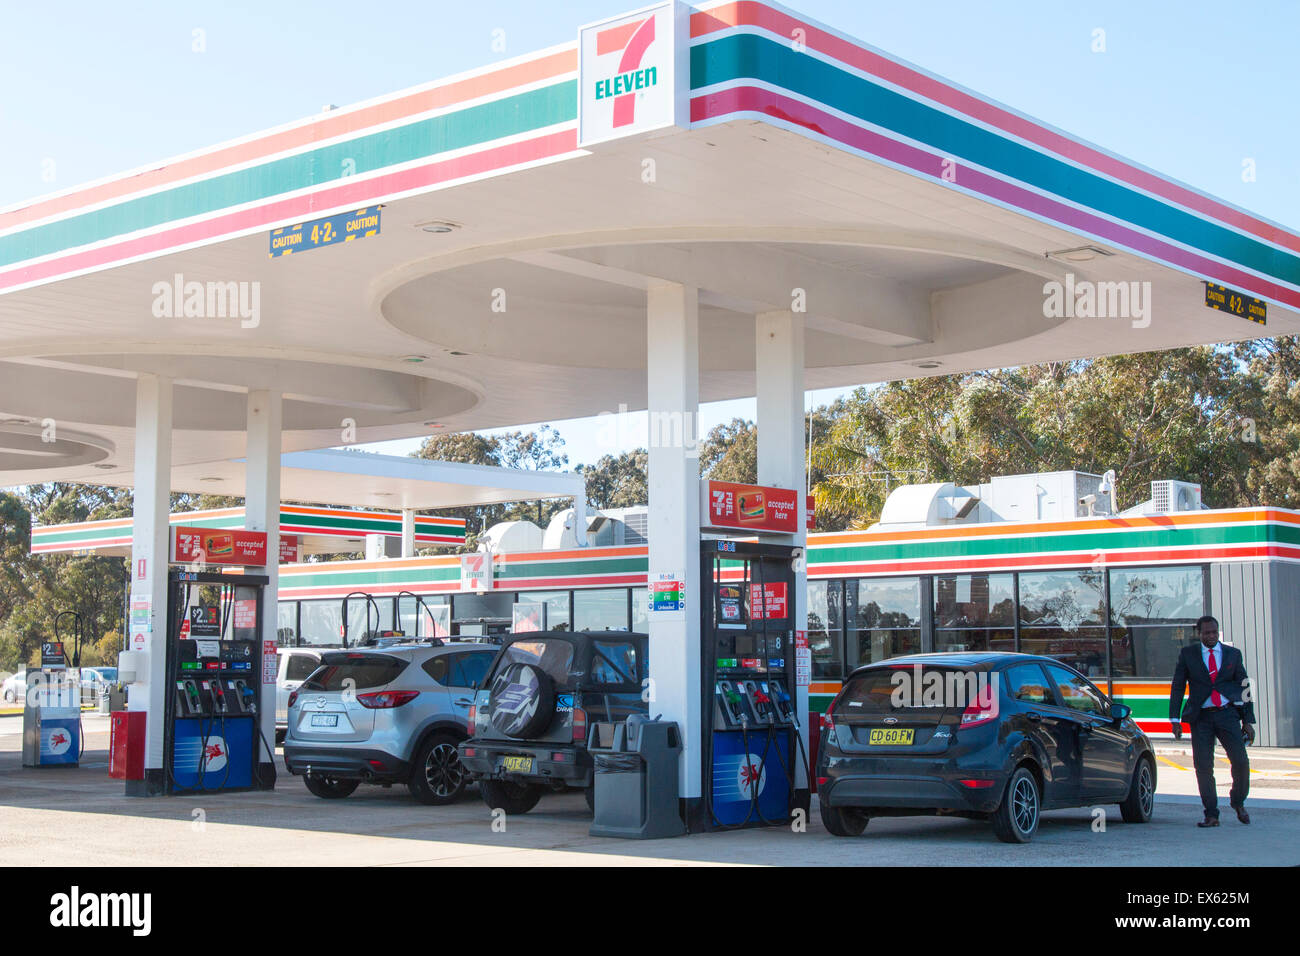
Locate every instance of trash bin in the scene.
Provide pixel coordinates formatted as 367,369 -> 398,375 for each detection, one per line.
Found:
589,714 -> 685,839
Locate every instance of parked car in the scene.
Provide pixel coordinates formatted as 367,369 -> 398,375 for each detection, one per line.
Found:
2,668 -> 26,703
275,649 -> 323,744
283,642 -> 496,804
459,630 -> 648,815
816,652 -> 1156,843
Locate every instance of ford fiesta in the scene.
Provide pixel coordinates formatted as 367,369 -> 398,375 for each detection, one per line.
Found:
816,652 -> 1156,842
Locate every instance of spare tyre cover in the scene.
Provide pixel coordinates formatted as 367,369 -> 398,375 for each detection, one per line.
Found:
489,662 -> 556,739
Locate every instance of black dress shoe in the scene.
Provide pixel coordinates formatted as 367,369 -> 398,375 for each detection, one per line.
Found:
1233,806 -> 1250,824
1197,814 -> 1220,827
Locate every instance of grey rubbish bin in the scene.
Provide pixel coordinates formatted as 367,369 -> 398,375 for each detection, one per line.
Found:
589,715 -> 685,839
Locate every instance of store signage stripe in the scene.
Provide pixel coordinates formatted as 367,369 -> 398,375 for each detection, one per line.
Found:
810,545 -> 1295,578
1,127 -> 577,298
688,37 -> 1300,297
689,3 -> 1300,254
0,50 -> 577,235
496,557 -> 649,578
1,128 -> 579,293
805,508 -> 1299,548
809,523 -> 1276,566
0,82 -> 577,271
691,85 -> 1300,310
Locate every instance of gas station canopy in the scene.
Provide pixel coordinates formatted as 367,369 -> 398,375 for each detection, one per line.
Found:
0,1 -> 1296,488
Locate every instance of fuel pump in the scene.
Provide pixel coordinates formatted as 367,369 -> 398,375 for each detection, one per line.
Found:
21,611 -> 85,768
697,539 -> 809,830
162,568 -> 271,793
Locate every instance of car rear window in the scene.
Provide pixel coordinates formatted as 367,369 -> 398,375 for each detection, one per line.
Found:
589,640 -> 639,686
303,653 -> 407,691
494,639 -> 575,690
286,655 -> 319,681
837,665 -> 988,714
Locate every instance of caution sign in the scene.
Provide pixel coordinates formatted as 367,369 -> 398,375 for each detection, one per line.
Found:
270,207 -> 382,258
1204,282 -> 1266,325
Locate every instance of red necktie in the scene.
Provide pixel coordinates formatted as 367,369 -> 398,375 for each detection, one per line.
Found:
1208,648 -> 1224,707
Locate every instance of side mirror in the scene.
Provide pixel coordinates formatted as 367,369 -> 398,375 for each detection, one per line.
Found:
1110,703 -> 1132,722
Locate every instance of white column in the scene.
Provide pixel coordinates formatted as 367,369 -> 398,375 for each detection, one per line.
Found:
756,310 -> 809,791
645,280 -> 702,797
128,374 -> 173,787
401,509 -> 416,558
245,390 -> 282,785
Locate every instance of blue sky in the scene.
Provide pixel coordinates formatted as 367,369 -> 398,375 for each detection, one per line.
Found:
3,1 -> 1296,468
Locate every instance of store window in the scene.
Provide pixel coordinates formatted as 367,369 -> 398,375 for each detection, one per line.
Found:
453,592 -> 514,627
631,587 -> 648,633
276,602 -> 298,646
299,599 -> 343,647
574,588 -> 630,631
518,590 -> 571,632
1109,566 -> 1206,678
1018,570 -> 1108,678
807,579 -> 844,678
343,596 -> 394,643
935,573 -> 1014,627
397,594 -> 450,639
934,573 -> 1013,653
848,577 -> 921,666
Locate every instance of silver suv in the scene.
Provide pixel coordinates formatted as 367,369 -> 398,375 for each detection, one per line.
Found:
283,642 -> 497,805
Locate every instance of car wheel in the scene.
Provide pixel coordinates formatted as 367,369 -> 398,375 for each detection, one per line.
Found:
408,733 -> 468,805
584,785 -> 595,815
1118,757 -> 1155,824
303,774 -> 359,799
480,778 -> 543,815
819,802 -> 869,837
3,690 -> 13,704
991,767 -> 1040,843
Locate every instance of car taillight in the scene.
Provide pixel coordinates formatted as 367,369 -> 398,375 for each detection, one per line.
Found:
357,690 -> 420,709
572,706 -> 587,743
958,778 -> 996,789
820,698 -> 837,733
288,690 -> 299,709
467,704 -> 477,734
960,693 -> 999,729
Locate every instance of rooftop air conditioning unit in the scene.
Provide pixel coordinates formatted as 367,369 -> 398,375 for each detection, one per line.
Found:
1151,480 -> 1202,513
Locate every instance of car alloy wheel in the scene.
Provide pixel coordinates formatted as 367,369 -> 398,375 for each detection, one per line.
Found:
1138,763 -> 1153,816
1011,775 -> 1038,835
425,742 -> 465,798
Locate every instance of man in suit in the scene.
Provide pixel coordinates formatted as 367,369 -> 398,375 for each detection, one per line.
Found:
1169,615 -> 1255,826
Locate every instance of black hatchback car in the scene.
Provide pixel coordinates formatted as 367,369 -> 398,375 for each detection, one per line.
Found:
458,630 -> 648,815
817,652 -> 1156,842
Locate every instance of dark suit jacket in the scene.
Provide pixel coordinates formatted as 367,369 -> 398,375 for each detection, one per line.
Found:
1169,643 -> 1255,724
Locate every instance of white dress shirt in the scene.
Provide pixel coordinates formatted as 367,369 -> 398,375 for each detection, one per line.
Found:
1201,643 -> 1229,708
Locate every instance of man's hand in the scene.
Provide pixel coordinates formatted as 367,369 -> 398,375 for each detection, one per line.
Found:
1170,720 -> 1183,740
1243,722 -> 1255,745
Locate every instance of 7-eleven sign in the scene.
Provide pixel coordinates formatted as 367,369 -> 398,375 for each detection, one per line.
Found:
578,2 -> 688,147
460,552 -> 494,592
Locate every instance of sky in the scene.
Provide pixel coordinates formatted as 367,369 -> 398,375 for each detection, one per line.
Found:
3,0 -> 1297,469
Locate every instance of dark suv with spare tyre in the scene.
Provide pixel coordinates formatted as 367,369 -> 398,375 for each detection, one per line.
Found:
817,652 -> 1156,843
459,630 -> 648,815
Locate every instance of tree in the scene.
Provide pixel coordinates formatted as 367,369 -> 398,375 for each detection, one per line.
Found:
412,426 -> 572,547
810,347 -> 1263,528
697,418 -> 758,483
580,449 -> 649,510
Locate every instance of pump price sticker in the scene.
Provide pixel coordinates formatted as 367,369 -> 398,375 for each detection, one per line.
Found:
262,640 -> 277,684
651,573 -> 685,612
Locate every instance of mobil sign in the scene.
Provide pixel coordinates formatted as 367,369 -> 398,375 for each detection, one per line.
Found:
578,2 -> 689,147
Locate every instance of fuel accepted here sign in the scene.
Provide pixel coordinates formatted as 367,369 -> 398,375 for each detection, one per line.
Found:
702,480 -> 799,534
